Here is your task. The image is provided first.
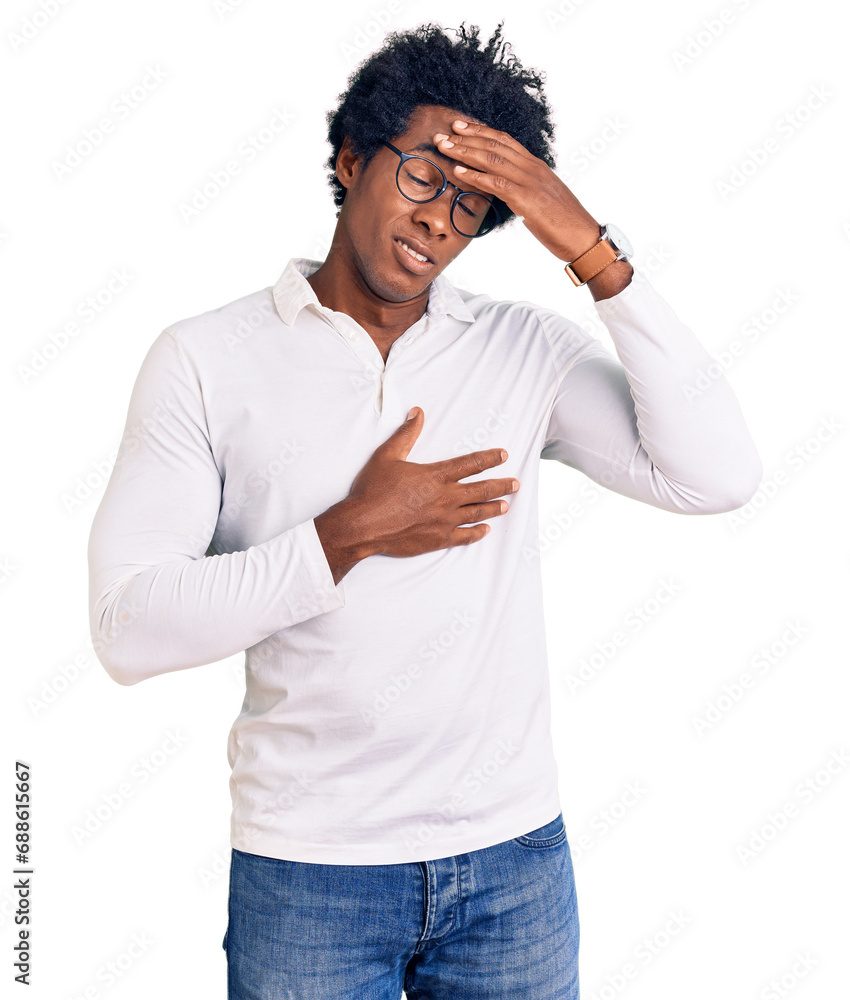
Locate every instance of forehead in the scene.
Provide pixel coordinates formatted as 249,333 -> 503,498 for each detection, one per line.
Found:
393,104 -> 486,145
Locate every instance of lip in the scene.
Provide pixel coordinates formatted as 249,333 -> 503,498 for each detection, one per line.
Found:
393,235 -> 436,274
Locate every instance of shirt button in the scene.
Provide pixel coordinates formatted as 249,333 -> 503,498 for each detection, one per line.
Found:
347,330 -> 357,340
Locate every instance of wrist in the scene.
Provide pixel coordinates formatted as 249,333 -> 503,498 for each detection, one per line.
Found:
315,498 -> 377,575
559,222 -> 602,263
587,258 -> 634,301
564,221 -> 634,297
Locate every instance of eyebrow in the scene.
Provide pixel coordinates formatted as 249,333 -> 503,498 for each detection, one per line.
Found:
409,140 -> 452,163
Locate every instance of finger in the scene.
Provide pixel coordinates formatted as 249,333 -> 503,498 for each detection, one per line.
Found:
456,477 -> 519,503
431,448 -> 508,481
433,135 -> 526,195
375,405 -> 423,461
445,157 -> 515,199
450,119 -> 537,163
454,498 -> 511,524
435,131 -> 526,174
447,523 -> 491,547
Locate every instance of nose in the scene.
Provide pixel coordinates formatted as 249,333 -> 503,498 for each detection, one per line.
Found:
409,185 -> 456,235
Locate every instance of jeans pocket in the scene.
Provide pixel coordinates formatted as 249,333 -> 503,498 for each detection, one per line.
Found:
512,812 -> 567,849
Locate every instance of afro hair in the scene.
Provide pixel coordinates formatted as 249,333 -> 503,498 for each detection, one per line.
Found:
322,20 -> 557,232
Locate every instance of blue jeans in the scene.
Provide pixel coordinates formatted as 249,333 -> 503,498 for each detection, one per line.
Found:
221,813 -> 580,999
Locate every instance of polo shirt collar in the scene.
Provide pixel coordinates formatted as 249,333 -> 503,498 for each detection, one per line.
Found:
272,257 -> 476,328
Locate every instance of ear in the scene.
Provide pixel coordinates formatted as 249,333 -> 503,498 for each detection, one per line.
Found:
335,136 -> 361,192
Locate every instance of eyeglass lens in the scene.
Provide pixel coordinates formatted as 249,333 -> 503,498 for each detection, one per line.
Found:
397,157 -> 497,236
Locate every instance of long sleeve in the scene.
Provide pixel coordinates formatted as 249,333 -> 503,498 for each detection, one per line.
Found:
87,329 -> 346,686
540,269 -> 763,513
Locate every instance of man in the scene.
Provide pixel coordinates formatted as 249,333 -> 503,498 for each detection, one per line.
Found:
88,20 -> 762,1000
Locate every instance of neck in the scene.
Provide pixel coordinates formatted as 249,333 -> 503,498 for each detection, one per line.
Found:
305,225 -> 432,341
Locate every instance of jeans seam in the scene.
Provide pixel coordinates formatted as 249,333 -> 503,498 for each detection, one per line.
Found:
513,830 -> 567,848
413,861 -> 432,952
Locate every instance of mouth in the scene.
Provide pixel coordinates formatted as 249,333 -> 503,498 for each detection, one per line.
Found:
393,237 -> 436,274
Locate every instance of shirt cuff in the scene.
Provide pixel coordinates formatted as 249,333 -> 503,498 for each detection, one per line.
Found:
591,266 -> 651,317
272,517 -> 347,625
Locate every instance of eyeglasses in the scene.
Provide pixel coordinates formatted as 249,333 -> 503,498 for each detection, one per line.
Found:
380,140 -> 502,238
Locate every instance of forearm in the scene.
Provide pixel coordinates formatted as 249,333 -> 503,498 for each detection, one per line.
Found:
542,272 -> 763,513
604,276 -> 762,500
90,517 -> 346,685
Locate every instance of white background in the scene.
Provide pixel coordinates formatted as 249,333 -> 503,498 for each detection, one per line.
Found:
3,0 -> 848,997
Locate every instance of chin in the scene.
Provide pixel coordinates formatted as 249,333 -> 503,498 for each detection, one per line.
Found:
363,256 -> 435,302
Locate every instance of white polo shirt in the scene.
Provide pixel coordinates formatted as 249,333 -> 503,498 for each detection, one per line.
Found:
88,256 -> 762,864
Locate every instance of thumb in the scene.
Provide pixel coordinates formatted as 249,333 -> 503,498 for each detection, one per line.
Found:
378,405 -> 423,461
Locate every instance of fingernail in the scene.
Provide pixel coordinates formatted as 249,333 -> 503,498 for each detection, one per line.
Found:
454,120 -> 468,129
500,449 -> 508,461
406,407 -> 416,420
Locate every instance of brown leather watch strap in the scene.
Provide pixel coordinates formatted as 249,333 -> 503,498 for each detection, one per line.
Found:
564,237 -> 618,286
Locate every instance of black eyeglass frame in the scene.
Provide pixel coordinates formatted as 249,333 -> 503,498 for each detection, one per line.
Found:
380,140 -> 503,238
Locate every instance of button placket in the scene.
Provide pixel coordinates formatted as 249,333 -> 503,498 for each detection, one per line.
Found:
331,308 -> 443,416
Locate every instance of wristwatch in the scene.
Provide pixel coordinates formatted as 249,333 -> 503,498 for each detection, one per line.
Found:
564,223 -> 633,286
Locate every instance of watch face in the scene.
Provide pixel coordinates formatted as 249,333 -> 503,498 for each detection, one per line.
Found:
604,224 -> 633,259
